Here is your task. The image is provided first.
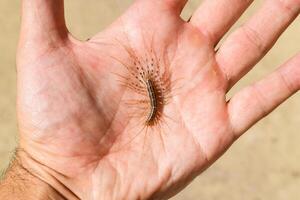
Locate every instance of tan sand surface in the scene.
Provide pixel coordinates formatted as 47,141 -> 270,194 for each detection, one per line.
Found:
0,0 -> 299,199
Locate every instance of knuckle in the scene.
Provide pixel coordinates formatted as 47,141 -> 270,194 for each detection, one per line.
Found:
293,54 -> 300,89
277,71 -> 296,94
239,25 -> 265,54
276,0 -> 300,12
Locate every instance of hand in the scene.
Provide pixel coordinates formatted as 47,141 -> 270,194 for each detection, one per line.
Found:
13,0 -> 300,199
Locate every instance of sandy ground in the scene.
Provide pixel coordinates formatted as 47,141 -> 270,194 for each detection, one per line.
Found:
0,0 -> 299,199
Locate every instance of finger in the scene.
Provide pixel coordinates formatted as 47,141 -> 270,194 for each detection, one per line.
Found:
228,53 -> 300,138
163,0 -> 189,14
216,0 -> 300,89
20,0 -> 68,43
147,0 -> 188,14
190,0 -> 253,45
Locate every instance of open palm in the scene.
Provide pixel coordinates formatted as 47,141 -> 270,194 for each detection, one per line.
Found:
17,0 -> 300,199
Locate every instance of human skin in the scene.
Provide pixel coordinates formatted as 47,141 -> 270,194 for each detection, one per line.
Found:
0,0 -> 300,199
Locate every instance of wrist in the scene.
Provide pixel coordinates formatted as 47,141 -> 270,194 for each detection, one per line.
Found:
0,150 -> 66,200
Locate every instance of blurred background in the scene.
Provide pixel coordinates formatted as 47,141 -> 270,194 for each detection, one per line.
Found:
0,0 -> 299,199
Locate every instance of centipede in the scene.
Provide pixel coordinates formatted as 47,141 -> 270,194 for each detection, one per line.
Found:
112,36 -> 174,132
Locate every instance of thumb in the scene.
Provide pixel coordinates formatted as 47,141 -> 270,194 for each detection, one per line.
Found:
20,0 -> 68,45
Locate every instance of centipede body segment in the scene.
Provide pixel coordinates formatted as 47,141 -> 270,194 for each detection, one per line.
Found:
145,79 -> 158,125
